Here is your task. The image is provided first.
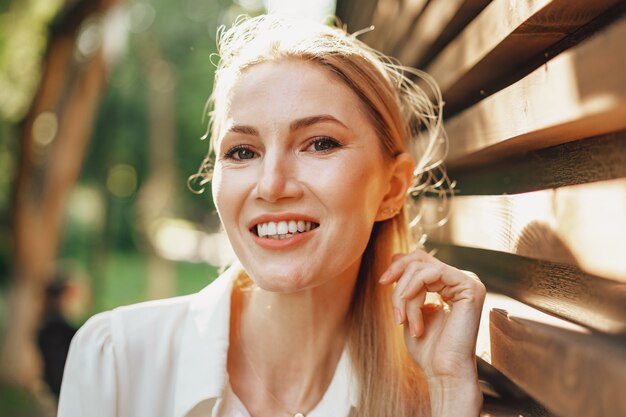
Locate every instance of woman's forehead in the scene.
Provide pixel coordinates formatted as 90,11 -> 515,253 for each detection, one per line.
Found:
222,59 -> 367,130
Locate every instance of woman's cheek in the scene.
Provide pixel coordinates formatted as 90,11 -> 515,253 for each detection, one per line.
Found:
211,168 -> 225,214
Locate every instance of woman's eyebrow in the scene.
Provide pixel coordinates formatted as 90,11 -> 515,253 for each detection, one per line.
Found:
227,124 -> 259,136
289,114 -> 348,131
226,115 -> 348,136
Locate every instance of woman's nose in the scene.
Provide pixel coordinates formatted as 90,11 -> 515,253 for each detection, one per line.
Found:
254,152 -> 303,203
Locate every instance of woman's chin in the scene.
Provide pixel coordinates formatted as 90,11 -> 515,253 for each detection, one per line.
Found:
244,268 -> 316,294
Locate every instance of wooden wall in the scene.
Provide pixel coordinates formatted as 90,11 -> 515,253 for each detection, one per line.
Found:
337,1 -> 626,416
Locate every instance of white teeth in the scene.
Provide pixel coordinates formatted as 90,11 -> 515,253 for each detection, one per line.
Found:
255,220 -> 318,238
277,221 -> 288,234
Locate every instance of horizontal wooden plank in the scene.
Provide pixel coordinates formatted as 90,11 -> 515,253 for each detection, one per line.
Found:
452,2 -> 626,119
428,243 -> 626,334
401,0 -> 492,69
478,355 -> 558,417
490,307 -> 626,417
476,294 -> 588,366
449,129 -> 626,195
478,356 -> 528,400
426,0 -> 621,115
377,0 -> 429,54
424,177 -> 626,283
397,0 -> 491,68
362,0 -> 428,53
442,13 -> 626,168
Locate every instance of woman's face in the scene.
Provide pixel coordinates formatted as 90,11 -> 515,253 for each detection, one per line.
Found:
212,59 -> 394,292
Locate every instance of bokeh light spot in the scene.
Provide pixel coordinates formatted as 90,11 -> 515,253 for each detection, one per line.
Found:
32,111 -> 58,146
128,2 -> 156,33
76,20 -> 102,61
67,185 -> 105,230
106,164 -> 137,198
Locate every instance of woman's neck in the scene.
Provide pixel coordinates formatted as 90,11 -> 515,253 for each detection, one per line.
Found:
228,261 -> 360,415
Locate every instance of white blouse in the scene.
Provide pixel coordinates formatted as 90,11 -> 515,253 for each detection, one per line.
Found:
58,263 -> 359,417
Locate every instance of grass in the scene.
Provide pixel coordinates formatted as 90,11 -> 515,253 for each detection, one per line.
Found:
93,251 -> 219,314
0,384 -> 55,417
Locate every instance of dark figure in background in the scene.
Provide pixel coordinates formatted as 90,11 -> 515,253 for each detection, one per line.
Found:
37,277 -> 77,398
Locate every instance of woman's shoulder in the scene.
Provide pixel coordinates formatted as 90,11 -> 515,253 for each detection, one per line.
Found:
60,274 -> 237,415
112,293 -> 196,332
74,270 -> 236,357
60,297 -> 197,416
72,296 -> 193,353
80,293 -> 193,336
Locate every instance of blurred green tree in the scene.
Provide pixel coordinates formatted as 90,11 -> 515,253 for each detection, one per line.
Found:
2,0 -> 128,390
0,0 -> 262,395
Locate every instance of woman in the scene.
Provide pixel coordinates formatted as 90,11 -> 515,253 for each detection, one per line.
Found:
58,15 -> 486,417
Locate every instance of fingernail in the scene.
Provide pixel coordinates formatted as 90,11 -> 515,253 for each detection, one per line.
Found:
379,272 -> 389,283
394,308 -> 402,324
410,323 -> 417,338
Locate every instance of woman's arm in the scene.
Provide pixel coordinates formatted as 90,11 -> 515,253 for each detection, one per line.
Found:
379,249 -> 486,417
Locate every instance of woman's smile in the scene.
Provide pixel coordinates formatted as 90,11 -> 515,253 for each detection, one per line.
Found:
254,220 -> 317,239
248,213 -> 320,249
211,59 -> 391,292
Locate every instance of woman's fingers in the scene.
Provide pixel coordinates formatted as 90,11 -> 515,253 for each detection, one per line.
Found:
379,249 -> 437,284
390,261 -> 444,328
405,288 -> 427,337
384,250 -> 486,339
392,261 -> 421,323
400,264 -> 446,299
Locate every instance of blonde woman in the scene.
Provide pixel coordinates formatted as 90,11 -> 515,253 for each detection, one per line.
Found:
59,15 -> 486,417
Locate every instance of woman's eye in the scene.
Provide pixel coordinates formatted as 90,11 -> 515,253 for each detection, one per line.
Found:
308,137 -> 341,152
225,145 -> 256,160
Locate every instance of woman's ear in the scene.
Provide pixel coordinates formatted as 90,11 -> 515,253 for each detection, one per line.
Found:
375,152 -> 414,221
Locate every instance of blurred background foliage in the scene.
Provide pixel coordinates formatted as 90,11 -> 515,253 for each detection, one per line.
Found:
0,0 -> 334,414
0,0 -> 255,313
0,0 -> 337,307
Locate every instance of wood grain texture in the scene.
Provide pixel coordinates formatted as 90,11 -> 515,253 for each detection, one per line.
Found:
423,177 -> 626,282
428,243 -> 626,334
449,2 -> 626,119
448,129 -> 626,194
476,294 -> 590,367
397,0 -> 489,67
426,0 -> 620,114
401,0 -> 492,69
360,0 -> 428,53
490,308 -> 626,417
375,0 -> 429,55
442,13 -> 626,168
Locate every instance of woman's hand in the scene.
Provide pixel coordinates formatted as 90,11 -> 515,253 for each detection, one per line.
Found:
379,248 -> 486,416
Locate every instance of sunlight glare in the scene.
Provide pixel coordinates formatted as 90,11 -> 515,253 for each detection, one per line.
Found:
264,0 -> 336,22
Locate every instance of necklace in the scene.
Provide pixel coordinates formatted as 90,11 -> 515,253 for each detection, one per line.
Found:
237,319 -> 308,417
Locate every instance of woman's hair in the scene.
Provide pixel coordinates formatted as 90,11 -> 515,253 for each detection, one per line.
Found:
190,14 -> 450,416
